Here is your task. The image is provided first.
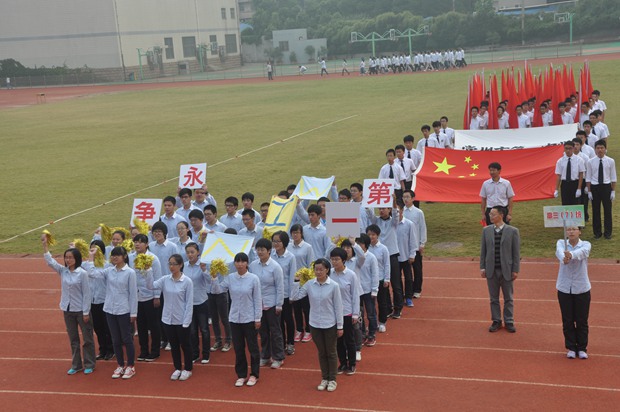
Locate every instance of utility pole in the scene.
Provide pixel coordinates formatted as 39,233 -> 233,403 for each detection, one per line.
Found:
521,0 -> 525,46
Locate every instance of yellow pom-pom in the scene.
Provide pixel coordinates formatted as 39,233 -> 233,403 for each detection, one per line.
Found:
210,258 -> 229,278
262,227 -> 273,240
331,236 -> 345,248
134,253 -> 154,272
42,230 -> 57,247
72,239 -> 90,259
296,266 -> 316,286
94,249 -> 106,268
132,218 -> 150,235
121,239 -> 135,253
99,224 -> 112,245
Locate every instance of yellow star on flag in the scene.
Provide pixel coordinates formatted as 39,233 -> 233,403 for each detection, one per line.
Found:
433,157 -> 456,175
471,164 -> 479,170
470,173 -> 477,177
464,156 -> 472,163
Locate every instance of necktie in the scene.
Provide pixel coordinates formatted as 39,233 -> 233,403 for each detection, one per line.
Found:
407,150 -> 411,159
425,139 -> 428,147
592,127 -> 596,135
400,159 -> 405,170
565,157 -> 572,181
389,165 -> 394,179
436,134 -> 441,143
598,158 -> 604,184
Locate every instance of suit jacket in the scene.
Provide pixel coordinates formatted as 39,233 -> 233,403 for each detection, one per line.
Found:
480,224 -> 520,281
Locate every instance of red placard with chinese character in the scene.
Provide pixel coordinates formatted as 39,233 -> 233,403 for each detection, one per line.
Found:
130,199 -> 162,227
179,163 -> 207,189
362,179 -> 394,208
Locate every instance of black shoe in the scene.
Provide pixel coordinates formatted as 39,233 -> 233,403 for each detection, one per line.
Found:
346,365 -> 356,375
137,354 -> 148,361
604,234 -> 612,240
489,321 -> 501,332
104,353 -> 115,361
337,365 -> 346,375
160,341 -> 168,349
505,323 -> 516,333
145,354 -> 159,362
96,353 -> 105,360
391,311 -> 401,319
594,234 -> 602,239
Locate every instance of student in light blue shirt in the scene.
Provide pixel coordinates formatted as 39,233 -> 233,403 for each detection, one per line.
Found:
555,226 -> 592,359
160,196 -> 187,240
147,254 -> 194,381
302,204 -> 333,259
210,253 -> 262,387
219,196 -> 244,232
42,235 -> 95,375
129,234 -> 162,362
241,192 -> 263,225
290,258 -> 343,392
367,224 -> 391,333
203,204 -> 227,233
289,224 -> 314,343
176,188 -> 200,222
169,221 -> 192,262
239,209 -> 264,262
329,247 -> 361,376
89,240 -> 113,360
354,234 -> 379,346
271,231 -> 298,355
250,238 -> 285,368
86,246 -> 138,380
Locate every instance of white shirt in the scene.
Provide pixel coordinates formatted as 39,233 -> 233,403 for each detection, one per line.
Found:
378,162 -> 406,190
555,239 -> 591,294
561,112 -> 574,125
469,116 -> 483,130
555,155 -> 585,181
431,131 -> 450,148
480,177 -> 515,207
405,148 -> 423,169
542,112 -> 553,126
396,157 -> 417,181
416,137 -> 441,153
441,127 -> 456,147
586,156 -> 617,185
517,113 -> 531,128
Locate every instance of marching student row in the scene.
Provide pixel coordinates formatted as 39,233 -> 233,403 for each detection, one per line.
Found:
41,183 -> 427,392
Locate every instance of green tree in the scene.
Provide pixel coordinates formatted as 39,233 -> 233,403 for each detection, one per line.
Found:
305,45 -> 316,62
289,51 -> 298,64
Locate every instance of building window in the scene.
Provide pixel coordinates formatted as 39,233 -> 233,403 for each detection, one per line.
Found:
239,4 -> 245,12
221,8 -> 226,19
230,8 -> 235,19
279,41 -> 289,52
209,35 -> 218,56
182,36 -> 196,58
164,37 -> 174,59
225,34 -> 237,54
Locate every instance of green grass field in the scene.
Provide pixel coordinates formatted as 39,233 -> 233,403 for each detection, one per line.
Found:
0,60 -> 617,258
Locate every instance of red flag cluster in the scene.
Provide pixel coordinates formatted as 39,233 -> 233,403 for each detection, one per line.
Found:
462,62 -> 594,129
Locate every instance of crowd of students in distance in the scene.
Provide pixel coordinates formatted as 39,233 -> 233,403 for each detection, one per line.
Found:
43,179 -> 427,393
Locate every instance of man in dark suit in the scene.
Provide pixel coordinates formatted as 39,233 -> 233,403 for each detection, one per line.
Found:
480,206 -> 521,333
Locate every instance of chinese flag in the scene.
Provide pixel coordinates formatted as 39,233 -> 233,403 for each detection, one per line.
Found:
413,146 -> 563,203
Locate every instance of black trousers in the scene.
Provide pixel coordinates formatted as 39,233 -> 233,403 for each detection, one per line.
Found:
293,296 -> 310,333
591,183 -> 612,237
337,316 -> 356,368
137,299 -> 161,357
558,290 -> 590,352
190,300 -> 210,360
231,322 -> 260,379
377,280 -> 392,323
560,180 -> 579,205
389,254 -> 404,311
91,303 -> 113,356
280,298 -> 295,345
412,250 -> 423,294
400,260 -> 414,299
164,323 -> 192,371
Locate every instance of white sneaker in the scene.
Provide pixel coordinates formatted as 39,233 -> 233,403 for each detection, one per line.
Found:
235,378 -> 246,387
566,350 -> 576,359
170,370 -> 182,380
378,323 -> 386,333
179,370 -> 192,381
327,380 -> 337,392
317,380 -> 329,391
165,343 -> 171,351
271,360 -> 283,369
112,366 -> 125,379
356,351 -> 362,362
122,366 -> 135,379
413,293 -> 421,299
578,351 -> 588,359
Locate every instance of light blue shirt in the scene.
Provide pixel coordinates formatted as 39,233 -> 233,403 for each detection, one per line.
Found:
330,267 -> 361,317
149,240 -> 179,276
205,220 -> 227,233
271,249 -> 297,299
289,240 -> 315,269
396,218 -> 418,263
212,271 -> 263,323
555,239 -> 592,294
86,263 -> 138,317
219,213 -> 244,232
369,241 -> 391,282
129,251 -> 162,301
169,237 -> 192,261
44,253 -> 91,315
159,213 -> 187,239
368,212 -> 400,255
89,262 -> 111,305
239,225 -> 264,262
303,223 -> 333,259
149,273 -> 194,327
403,205 -> 427,247
175,204 -> 200,222
249,257 -> 284,310
357,249 -> 380,295
183,260 -> 212,305
290,276 -> 343,329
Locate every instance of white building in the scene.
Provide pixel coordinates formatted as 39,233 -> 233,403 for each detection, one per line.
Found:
0,0 -> 241,80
